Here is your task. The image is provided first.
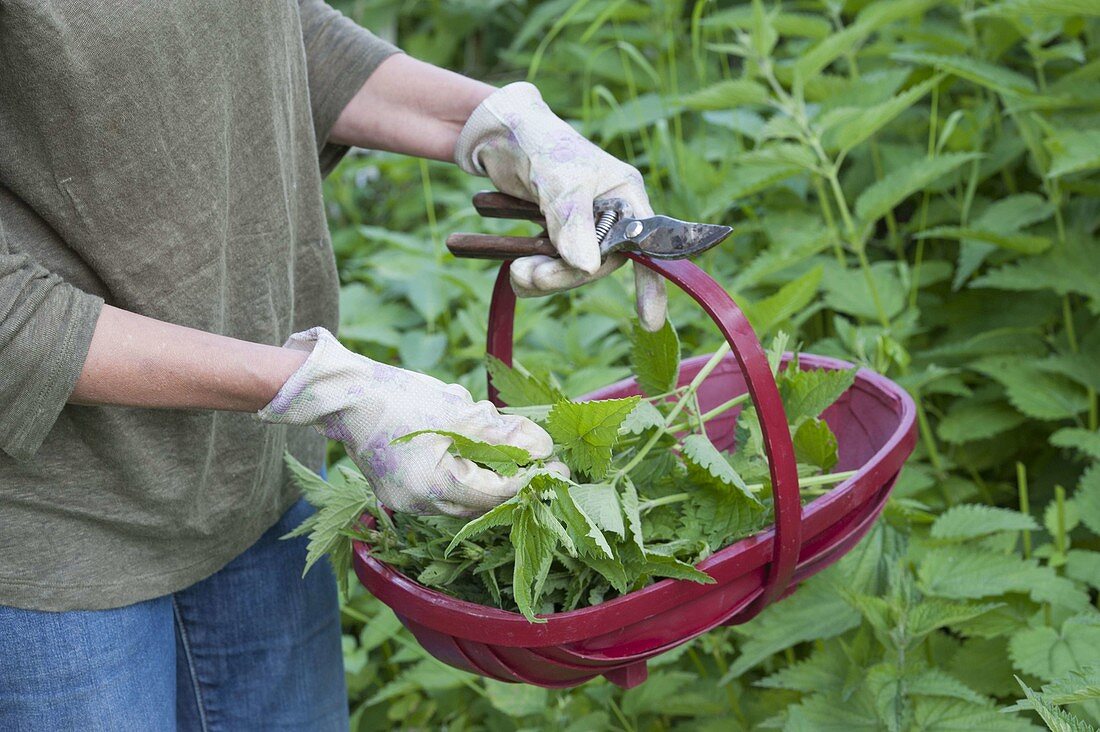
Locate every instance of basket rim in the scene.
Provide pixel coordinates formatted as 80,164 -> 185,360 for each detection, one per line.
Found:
353,351 -> 917,647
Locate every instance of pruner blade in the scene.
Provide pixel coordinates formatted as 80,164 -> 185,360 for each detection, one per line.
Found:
600,214 -> 732,260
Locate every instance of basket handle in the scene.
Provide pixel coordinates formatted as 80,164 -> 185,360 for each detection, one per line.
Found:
485,256 -> 802,615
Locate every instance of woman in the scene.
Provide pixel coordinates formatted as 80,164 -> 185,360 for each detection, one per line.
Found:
0,2 -> 663,729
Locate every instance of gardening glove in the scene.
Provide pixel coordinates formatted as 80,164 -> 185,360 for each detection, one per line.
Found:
258,328 -> 561,517
454,81 -> 668,332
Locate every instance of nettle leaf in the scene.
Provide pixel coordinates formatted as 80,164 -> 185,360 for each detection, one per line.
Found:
619,400 -> 665,435
630,319 -> 680,397
937,400 -> 1027,444
1011,680 -> 1096,732
793,417 -> 839,471
510,504 -> 557,623
547,397 -> 640,479
1052,428 -> 1100,461
891,51 -> 1037,96
640,551 -> 715,585
681,434 -> 756,499
973,232 -> 1100,305
284,454 -> 372,596
1009,615 -> 1100,682
682,435 -> 766,548
855,152 -> 980,225
551,483 -> 614,560
741,265 -> 823,334
930,504 -> 1038,541
568,482 -> 625,538
780,367 -> 858,424
1045,128 -> 1100,178
680,78 -> 771,110
445,496 -> 522,556
917,226 -> 1051,255
621,477 -> 646,553
486,354 -> 564,407
971,357 -> 1089,420
392,430 -> 531,476
824,76 -> 939,154
1076,465 -> 1100,537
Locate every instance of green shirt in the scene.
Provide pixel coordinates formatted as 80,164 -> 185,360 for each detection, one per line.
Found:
0,1 -> 399,610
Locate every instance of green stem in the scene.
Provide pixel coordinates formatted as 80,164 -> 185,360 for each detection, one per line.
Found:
617,344 -> 732,479
638,471 -> 857,511
667,393 -> 751,433
608,697 -> 636,732
1018,462 -> 1032,560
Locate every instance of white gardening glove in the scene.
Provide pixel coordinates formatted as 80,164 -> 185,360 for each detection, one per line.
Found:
259,328 -> 562,517
454,82 -> 667,332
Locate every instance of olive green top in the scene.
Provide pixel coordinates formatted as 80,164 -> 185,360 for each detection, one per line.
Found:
0,1 -> 400,610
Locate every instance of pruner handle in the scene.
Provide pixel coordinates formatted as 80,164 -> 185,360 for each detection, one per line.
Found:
471,191 -> 544,222
446,233 -> 555,260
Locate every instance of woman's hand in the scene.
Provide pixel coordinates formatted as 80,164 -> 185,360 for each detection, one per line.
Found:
453,82 -> 667,332
258,328 -> 562,516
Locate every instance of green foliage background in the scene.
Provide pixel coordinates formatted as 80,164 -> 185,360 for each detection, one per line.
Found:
324,1 -> 1100,729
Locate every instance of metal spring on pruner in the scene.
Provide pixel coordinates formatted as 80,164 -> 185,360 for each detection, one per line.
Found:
594,209 -> 619,244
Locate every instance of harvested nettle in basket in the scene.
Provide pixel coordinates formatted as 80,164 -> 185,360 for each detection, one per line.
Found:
288,258 -> 916,688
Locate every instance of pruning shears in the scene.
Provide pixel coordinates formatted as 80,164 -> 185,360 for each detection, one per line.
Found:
446,191 -> 733,261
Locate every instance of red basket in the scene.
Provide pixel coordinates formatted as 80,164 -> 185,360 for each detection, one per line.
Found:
353,256 -> 917,689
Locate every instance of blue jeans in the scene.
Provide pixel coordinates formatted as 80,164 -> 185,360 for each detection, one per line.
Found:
0,498 -> 348,731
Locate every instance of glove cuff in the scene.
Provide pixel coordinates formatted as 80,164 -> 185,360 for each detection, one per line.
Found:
257,327 -> 361,426
453,81 -> 546,176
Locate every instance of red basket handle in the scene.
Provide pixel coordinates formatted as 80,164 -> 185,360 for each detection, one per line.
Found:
485,255 -> 802,615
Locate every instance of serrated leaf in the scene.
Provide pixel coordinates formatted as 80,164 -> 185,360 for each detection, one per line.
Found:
973,232 -> 1100,305
1051,429 -> 1100,461
930,504 -> 1038,540
392,429 -> 531,476
510,504 -> 557,623
780,367 -> 858,424
741,265 -> 823,334
1076,465 -> 1100,537
938,400 -> 1028,444
630,319 -> 680,397
793,417 -> 839,471
1045,128 -> 1100,178
1012,679 -> 1096,732
680,78 -> 771,110
641,551 -> 715,584
891,51 -> 1037,95
551,483 -> 613,560
917,226 -> 1051,254
547,397 -> 639,479
568,482 -> 625,538
918,545 -> 1045,600
1010,615 -> 1100,681
971,357 -> 1089,420
621,476 -> 645,553
486,355 -> 565,407
284,454 -> 372,596
855,153 -> 980,224
827,77 -> 939,154
445,497 -> 521,556
681,434 -> 757,499
619,400 -> 665,435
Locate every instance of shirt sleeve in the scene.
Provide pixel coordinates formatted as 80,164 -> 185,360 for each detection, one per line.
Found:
297,0 -> 403,176
0,221 -> 103,460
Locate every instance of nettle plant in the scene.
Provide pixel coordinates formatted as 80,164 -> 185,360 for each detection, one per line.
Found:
290,323 -> 855,622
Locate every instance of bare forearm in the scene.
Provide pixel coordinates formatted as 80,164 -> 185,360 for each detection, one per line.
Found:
71,305 -> 308,412
329,54 -> 493,162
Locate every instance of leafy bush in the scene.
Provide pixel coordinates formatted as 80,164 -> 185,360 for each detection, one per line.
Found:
325,0 -> 1100,729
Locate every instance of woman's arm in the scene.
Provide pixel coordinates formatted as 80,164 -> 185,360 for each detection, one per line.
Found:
70,305 -> 308,411
328,54 -> 493,162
